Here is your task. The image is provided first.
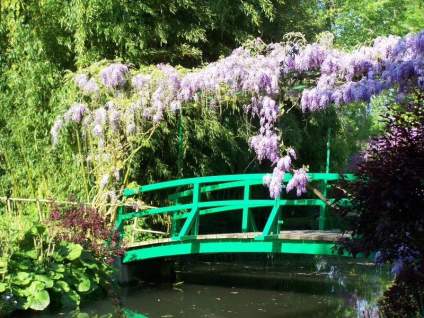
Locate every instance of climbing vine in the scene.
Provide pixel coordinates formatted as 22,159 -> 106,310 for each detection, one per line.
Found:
52,30 -> 424,206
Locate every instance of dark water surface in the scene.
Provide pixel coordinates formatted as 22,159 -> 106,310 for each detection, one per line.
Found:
88,283 -> 344,318
26,255 -> 390,318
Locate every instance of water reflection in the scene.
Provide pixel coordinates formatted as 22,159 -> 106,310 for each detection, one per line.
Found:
25,255 -> 391,318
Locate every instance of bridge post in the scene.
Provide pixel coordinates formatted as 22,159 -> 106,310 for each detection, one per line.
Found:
256,199 -> 280,240
114,205 -> 125,236
177,182 -> 200,239
319,128 -> 331,230
171,201 -> 179,238
242,183 -> 250,232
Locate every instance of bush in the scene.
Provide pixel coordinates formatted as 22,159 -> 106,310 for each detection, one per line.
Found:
338,91 -> 424,316
0,224 -> 112,315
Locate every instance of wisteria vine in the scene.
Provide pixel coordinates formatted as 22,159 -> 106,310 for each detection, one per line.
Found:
52,30 -> 424,199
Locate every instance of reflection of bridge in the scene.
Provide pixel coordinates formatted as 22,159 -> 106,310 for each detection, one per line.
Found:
116,173 -> 355,263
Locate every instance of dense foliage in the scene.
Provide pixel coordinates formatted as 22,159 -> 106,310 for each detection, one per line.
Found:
52,30 -> 424,202
340,93 -> 424,268
328,0 -> 424,48
0,0 -> 331,204
338,92 -> 424,316
0,222 -> 112,315
1,1 -> 424,316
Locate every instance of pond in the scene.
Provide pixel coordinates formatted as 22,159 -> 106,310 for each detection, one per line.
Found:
23,254 -> 390,318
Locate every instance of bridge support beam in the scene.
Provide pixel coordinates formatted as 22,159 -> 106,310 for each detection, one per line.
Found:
256,200 -> 281,240
242,184 -> 250,232
123,239 -> 341,263
177,183 -> 200,239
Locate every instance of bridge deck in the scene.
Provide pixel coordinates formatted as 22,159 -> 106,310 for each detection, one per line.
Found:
125,230 -> 349,249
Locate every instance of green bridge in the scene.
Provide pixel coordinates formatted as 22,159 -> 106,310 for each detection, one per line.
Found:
116,173 -> 356,263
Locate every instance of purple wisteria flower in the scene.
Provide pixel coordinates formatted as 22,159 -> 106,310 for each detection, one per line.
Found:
249,132 -> 279,164
106,102 -> 121,132
51,118 -> 63,145
100,63 -> 129,89
286,168 -> 309,196
54,29 -> 424,199
64,103 -> 88,123
74,74 -> 99,95
132,74 -> 151,91
268,166 -> 285,199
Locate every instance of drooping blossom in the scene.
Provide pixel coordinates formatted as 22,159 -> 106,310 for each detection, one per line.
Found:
249,132 -> 279,164
53,30 -> 424,197
132,74 -> 151,91
106,102 -> 121,132
265,149 -> 298,198
100,63 -> 129,89
268,166 -> 285,198
286,168 -> 309,196
64,103 -> 87,123
51,118 -> 63,145
74,74 -> 99,95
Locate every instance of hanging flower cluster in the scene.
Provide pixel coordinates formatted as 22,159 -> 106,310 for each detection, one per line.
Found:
52,30 -> 424,198
299,32 -> 424,111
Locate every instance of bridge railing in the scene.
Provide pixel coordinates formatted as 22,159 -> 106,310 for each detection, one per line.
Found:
116,173 -> 355,242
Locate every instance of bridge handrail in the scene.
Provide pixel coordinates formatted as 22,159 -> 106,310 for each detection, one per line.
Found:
123,173 -> 356,198
117,172 -> 356,240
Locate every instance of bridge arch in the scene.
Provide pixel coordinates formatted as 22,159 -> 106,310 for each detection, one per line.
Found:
116,173 -> 355,263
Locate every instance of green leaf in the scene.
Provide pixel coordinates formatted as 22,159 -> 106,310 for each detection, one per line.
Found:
52,251 -> 64,262
30,225 -> 46,236
48,270 -> 64,280
28,280 -> 45,293
50,263 -> 65,273
61,289 -> 80,309
54,280 -> 70,292
34,275 -> 54,288
77,276 -> 91,293
12,272 -> 31,286
28,289 -> 50,311
65,243 -> 83,261
0,282 -> 7,292
24,249 -> 38,260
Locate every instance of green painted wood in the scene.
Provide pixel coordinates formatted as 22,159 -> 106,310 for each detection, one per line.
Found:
124,173 -> 357,197
121,203 -> 193,221
319,182 -> 328,231
171,199 -> 329,221
123,239 -> 342,262
168,180 -> 253,201
170,198 -> 179,238
242,184 -> 250,233
319,128 -> 332,230
177,183 -> 200,239
118,172 -> 356,260
123,308 -> 148,318
256,200 -> 281,240
175,199 -> 328,219
123,198 -> 332,222
114,206 -> 125,232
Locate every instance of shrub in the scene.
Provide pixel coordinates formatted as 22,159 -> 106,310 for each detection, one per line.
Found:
50,205 -> 124,264
0,224 -> 112,315
338,91 -> 424,316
